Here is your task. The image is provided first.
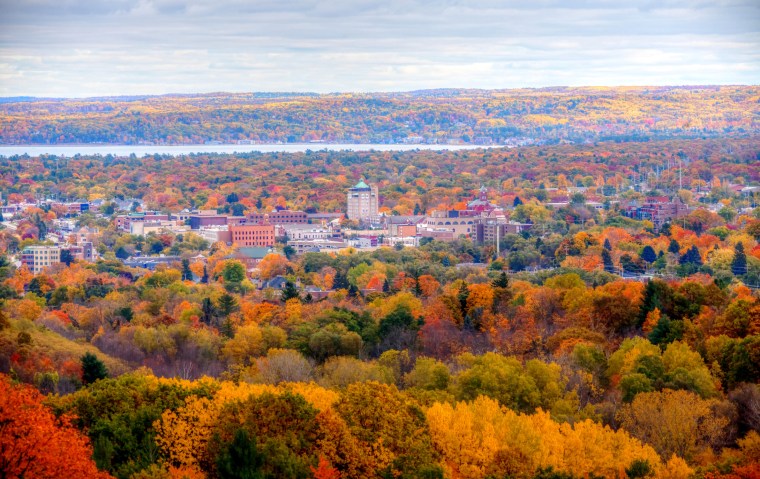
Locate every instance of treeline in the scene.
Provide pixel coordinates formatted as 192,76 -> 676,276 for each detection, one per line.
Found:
0,86 -> 758,145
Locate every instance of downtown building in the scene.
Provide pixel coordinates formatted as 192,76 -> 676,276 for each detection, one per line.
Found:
347,179 -> 379,224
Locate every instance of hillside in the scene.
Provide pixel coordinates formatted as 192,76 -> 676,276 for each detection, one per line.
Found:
1,86 -> 758,145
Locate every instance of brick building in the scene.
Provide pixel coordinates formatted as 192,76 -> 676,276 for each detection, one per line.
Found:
247,210 -> 308,225
230,224 -> 276,247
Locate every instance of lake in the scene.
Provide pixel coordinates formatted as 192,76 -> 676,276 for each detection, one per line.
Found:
0,143 -> 493,157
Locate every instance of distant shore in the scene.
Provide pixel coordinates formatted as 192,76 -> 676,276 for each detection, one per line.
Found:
0,143 -> 495,157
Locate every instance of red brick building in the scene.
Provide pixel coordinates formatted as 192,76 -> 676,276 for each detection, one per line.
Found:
230,224 -> 276,247
247,210 -> 307,225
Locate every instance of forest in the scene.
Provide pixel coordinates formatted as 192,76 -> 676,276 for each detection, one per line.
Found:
1,137 -> 759,479
0,86 -> 758,145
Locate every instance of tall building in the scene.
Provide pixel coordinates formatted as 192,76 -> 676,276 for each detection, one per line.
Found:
347,179 -> 378,224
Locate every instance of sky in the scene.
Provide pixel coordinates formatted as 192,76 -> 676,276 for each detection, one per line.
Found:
0,0 -> 758,97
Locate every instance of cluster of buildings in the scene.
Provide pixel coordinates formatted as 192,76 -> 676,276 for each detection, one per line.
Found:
20,242 -> 95,274
623,196 -> 689,230
14,174 -> 746,278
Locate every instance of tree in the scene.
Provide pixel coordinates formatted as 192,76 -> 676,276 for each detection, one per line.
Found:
311,456 -> 340,479
60,249 -> 75,266
668,239 -> 681,255
222,260 -> 246,284
81,352 -> 109,385
217,293 -> 239,318
603,238 -> 612,251
181,258 -> 193,281
679,245 -> 702,266
0,374 -> 112,479
732,242 -> 747,276
281,281 -> 301,302
202,297 -> 215,324
617,389 -> 730,461
215,429 -> 267,479
641,246 -> 657,264
201,265 -> 209,284
602,248 -> 614,273
492,271 -> 509,288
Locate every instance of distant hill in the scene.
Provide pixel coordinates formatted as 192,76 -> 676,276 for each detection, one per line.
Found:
0,86 -> 757,145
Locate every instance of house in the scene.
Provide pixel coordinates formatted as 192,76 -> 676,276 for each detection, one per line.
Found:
229,247 -> 274,270
260,276 -> 290,290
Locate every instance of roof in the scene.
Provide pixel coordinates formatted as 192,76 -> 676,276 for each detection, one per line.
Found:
235,247 -> 273,259
353,180 -> 370,189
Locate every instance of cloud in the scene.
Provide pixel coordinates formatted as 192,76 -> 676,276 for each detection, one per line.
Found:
0,0 -> 758,96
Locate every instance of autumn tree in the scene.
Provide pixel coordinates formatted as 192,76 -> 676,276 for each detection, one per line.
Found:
0,374 -> 112,479
618,389 -> 730,462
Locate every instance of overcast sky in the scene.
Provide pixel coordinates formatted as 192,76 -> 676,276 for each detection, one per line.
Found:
0,0 -> 758,97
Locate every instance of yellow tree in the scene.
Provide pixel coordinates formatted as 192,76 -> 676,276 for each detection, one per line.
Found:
617,389 -> 730,462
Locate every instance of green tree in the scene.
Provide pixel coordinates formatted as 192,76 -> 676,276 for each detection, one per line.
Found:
641,246 -> 657,264
492,271 -> 509,288
602,248 -> 614,273
215,429 -> 267,479
281,281 -> 301,302
668,239 -> 681,254
81,352 -> 109,385
217,293 -> 239,318
732,242 -> 747,276
60,249 -> 75,266
181,258 -> 193,281
222,260 -> 246,284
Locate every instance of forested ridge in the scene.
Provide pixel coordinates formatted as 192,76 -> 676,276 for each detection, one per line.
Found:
1,86 -> 758,145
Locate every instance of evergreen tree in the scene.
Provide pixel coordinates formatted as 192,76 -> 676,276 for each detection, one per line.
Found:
303,292 -> 313,303
457,281 -> 470,317
382,278 -> 390,293
347,284 -> 359,298
679,245 -> 702,266
513,196 -> 523,207
201,297 -> 215,324
492,271 -> 509,288
181,258 -> 193,281
332,271 -> 348,290
60,249 -> 74,266
641,245 -> 657,264
732,242 -> 747,276
602,248 -> 614,273
625,459 -> 654,479
215,429 -> 267,479
201,265 -> 209,284
441,256 -> 450,267
81,352 -> 108,385
414,277 -> 423,297
217,293 -> 239,317
34,213 -> 47,240
281,281 -> 301,302
668,239 -> 681,255
603,238 -> 612,251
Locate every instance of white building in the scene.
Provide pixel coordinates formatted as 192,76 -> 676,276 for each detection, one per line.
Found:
347,179 -> 379,224
21,245 -> 61,274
